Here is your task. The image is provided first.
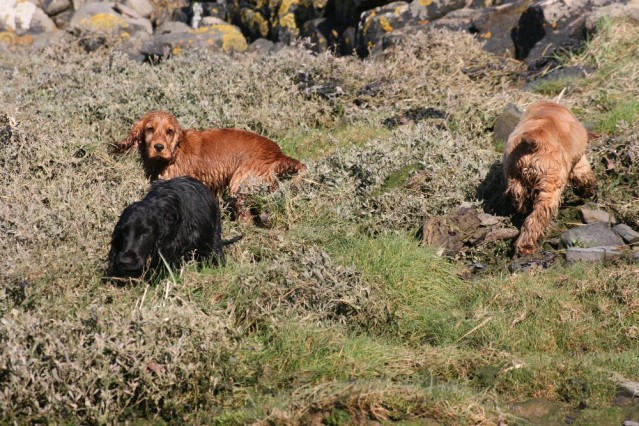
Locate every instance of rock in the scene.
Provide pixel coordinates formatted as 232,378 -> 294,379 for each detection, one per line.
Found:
408,0 -> 467,23
477,215 -> 502,229
300,17 -> 339,53
339,25 -> 356,55
433,1 -> 532,57
236,8 -> 270,40
493,103 -> 522,144
422,205 -> 482,255
51,8 -> 74,29
333,0 -> 396,26
357,1 -> 411,57
0,31 -> 35,52
477,226 -> 519,245
121,0 -> 154,19
0,1 -> 57,35
560,222 -> 625,249
125,16 -> 153,34
271,0 -> 327,44
422,205 -> 515,255
141,23 -> 248,59
614,224 -> 639,244
578,206 -> 612,224
585,1 -> 639,32
624,421 -> 639,426
524,65 -> 596,91
70,3 -> 129,34
40,0 -> 73,16
248,37 -> 275,54
619,381 -> 639,397
155,21 -> 191,35
565,247 -> 622,263
227,0 -> 327,43
514,0 -> 621,66
113,2 -> 143,19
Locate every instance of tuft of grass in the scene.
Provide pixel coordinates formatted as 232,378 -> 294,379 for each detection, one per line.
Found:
330,233 -> 467,345
279,121 -> 393,159
531,77 -> 579,96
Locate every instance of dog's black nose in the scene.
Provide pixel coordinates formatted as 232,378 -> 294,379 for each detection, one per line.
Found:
154,144 -> 164,152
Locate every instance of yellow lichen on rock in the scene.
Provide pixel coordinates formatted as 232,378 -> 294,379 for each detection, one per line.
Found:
419,0 -> 433,5
172,46 -> 181,55
277,0 -> 296,17
379,15 -> 393,33
0,31 -> 33,47
241,9 -> 269,38
0,32 -> 16,45
278,13 -> 297,31
79,13 -> 128,32
362,10 -> 378,35
210,24 -> 248,53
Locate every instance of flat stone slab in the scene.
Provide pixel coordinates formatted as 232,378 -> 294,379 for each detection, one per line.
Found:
578,206 -> 612,224
565,247 -> 622,263
619,381 -> 639,397
561,222 -> 625,248
493,104 -> 523,143
613,223 -> 639,244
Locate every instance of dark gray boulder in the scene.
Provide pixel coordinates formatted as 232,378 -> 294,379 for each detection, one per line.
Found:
356,1 -> 411,57
561,222 -> 625,249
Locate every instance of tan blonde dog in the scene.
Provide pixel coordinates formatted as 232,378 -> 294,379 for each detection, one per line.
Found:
503,101 -> 596,257
115,111 -> 306,221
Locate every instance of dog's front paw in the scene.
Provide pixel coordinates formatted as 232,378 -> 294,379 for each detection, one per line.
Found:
513,243 -> 537,259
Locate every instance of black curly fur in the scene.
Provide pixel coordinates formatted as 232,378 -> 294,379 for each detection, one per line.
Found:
106,177 -> 238,279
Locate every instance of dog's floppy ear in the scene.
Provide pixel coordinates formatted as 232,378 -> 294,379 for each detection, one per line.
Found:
113,116 -> 146,153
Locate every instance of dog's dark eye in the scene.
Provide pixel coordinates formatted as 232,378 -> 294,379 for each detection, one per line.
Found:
145,127 -> 154,134
166,129 -> 174,137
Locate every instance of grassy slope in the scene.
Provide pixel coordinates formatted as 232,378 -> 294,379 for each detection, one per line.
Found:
1,20 -> 639,425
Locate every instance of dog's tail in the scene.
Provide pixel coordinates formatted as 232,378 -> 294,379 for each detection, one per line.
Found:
222,235 -> 243,246
275,156 -> 307,178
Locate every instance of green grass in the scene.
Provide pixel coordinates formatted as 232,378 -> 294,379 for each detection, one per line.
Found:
532,77 -> 580,96
279,120 -> 392,159
330,233 -> 466,344
590,98 -> 639,134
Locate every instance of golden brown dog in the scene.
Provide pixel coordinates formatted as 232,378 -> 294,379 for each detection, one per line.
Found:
115,111 -> 306,220
503,101 -> 596,257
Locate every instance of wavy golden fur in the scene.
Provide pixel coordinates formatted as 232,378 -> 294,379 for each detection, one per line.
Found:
115,111 -> 307,220
503,101 -> 596,257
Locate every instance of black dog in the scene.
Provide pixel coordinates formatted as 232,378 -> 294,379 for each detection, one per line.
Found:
107,177 -> 240,279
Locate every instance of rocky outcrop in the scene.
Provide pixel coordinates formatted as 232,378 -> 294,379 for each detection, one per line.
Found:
227,0 -> 328,43
0,0 -> 635,62
141,23 -> 248,58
